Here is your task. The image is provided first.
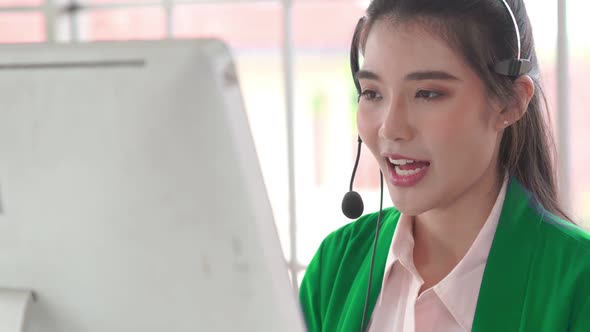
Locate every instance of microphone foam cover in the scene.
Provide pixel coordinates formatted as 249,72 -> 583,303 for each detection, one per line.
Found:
342,191 -> 364,219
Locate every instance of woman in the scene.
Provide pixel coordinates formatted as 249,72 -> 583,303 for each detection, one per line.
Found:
299,0 -> 590,331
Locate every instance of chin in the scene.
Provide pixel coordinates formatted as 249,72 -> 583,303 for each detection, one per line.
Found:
388,192 -> 431,217
385,169 -> 450,217
393,205 -> 427,217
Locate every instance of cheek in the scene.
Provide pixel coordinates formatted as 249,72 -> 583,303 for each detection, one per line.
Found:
425,107 -> 496,166
433,103 -> 485,134
357,109 -> 382,147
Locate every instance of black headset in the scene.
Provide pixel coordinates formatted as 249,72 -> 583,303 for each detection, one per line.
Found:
342,1 -> 531,331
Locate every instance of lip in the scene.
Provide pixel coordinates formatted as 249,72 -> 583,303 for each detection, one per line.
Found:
383,153 -> 431,187
381,153 -> 430,163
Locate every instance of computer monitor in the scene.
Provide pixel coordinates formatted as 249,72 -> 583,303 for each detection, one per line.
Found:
0,40 -> 305,332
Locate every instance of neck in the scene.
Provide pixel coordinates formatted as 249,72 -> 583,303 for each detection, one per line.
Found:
413,169 -> 504,268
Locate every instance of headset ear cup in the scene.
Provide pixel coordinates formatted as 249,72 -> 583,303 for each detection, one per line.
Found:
491,59 -> 532,77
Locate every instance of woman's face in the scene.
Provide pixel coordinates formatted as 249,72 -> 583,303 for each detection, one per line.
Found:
357,19 -> 505,216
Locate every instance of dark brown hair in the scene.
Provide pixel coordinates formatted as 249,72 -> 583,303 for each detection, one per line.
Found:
350,0 -> 572,222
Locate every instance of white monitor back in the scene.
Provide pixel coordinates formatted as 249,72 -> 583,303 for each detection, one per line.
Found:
0,40 -> 304,332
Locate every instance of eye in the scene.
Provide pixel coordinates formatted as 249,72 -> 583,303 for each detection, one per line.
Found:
360,89 -> 382,101
415,90 -> 442,100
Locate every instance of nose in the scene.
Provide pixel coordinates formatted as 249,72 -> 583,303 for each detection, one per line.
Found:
378,98 -> 413,142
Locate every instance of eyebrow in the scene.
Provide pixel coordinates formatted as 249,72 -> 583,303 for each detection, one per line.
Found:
355,70 -> 381,81
355,69 -> 461,82
405,70 -> 461,81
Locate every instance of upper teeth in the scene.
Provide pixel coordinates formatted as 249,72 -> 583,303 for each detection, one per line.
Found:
389,158 -> 415,165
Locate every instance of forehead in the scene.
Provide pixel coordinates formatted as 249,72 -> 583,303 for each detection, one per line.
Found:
362,19 -> 473,79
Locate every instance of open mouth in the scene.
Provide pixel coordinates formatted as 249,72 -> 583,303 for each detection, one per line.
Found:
387,158 -> 431,176
385,157 -> 431,187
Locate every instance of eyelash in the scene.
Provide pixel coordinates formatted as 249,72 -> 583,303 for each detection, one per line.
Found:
360,89 -> 381,101
415,89 -> 443,100
359,89 -> 444,102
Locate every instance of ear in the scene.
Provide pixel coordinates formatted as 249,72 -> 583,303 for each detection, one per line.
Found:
496,75 -> 535,130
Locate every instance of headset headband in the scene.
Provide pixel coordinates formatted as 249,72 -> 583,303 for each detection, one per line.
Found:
491,0 -> 532,77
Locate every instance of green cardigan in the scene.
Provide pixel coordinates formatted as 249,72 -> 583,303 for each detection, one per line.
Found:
299,178 -> 590,331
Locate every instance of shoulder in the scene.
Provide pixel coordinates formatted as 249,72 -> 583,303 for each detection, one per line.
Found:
507,178 -> 590,268
541,213 -> 590,245
299,207 -> 400,331
540,217 -> 590,330
533,208 -> 590,317
535,207 -> 590,262
302,206 -> 400,302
